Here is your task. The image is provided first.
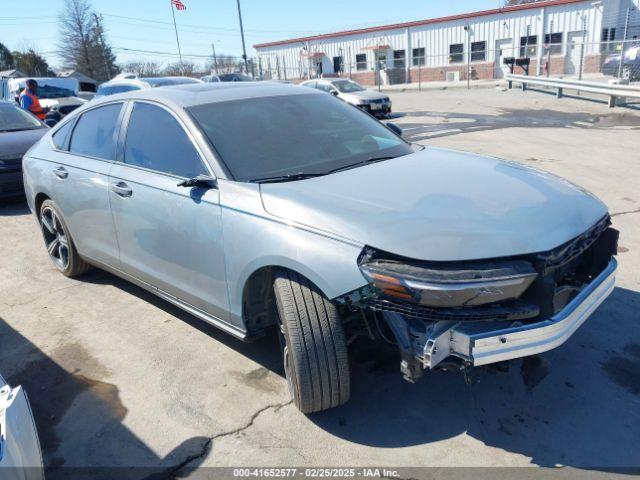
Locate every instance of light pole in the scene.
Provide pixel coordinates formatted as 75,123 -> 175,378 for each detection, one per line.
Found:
236,0 -> 249,74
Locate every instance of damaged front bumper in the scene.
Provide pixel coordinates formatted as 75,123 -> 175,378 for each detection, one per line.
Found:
383,257 -> 616,379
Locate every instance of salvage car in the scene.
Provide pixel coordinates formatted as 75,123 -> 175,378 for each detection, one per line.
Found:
300,78 -> 391,117
94,75 -> 204,99
23,83 -> 618,413
602,44 -> 640,81
0,102 -> 47,199
0,373 -> 45,480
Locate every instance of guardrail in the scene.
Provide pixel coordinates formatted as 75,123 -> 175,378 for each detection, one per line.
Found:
505,73 -> 640,108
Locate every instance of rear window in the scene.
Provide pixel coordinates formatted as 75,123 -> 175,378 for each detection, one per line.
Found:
69,103 -> 122,160
96,84 -> 141,97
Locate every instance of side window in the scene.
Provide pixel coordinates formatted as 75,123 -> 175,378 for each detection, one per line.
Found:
52,119 -> 75,151
124,102 -> 207,178
69,103 -> 122,160
315,82 -> 332,93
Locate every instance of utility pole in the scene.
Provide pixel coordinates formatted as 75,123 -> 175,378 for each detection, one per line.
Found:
93,13 -> 112,80
211,43 -> 219,74
464,25 -> 471,89
169,0 -> 184,69
236,0 -> 249,73
617,7 -> 631,79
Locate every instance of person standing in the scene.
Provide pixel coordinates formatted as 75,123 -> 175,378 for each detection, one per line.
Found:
19,79 -> 47,120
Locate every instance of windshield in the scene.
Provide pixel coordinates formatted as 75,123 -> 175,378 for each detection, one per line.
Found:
143,77 -> 202,87
332,80 -> 365,93
189,93 -> 412,182
0,102 -> 44,131
37,85 -> 76,99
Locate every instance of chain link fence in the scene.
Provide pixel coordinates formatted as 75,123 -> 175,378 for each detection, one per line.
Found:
257,38 -> 640,87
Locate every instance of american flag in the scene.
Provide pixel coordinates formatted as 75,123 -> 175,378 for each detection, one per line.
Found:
171,0 -> 186,11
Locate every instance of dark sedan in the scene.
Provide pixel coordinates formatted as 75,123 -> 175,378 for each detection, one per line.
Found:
0,102 -> 48,199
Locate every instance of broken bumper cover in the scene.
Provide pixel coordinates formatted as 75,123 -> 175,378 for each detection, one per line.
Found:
446,257 -> 617,366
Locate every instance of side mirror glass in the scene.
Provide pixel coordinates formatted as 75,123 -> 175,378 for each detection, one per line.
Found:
386,122 -> 402,136
177,174 -> 218,189
330,89 -> 339,96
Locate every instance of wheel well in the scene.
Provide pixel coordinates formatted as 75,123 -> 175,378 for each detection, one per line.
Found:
242,266 -> 278,335
34,193 -> 50,218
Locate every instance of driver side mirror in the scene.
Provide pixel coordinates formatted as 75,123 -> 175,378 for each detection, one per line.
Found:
386,122 -> 403,136
330,89 -> 339,96
177,174 -> 218,189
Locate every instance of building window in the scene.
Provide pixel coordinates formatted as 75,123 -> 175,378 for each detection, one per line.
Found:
471,41 -> 486,61
393,50 -> 406,68
449,43 -> 464,64
412,47 -> 425,66
602,28 -> 617,52
544,33 -> 563,55
520,35 -> 538,57
356,53 -> 367,71
333,56 -> 343,73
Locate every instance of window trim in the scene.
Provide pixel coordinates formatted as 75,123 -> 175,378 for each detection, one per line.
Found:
544,32 -> 563,55
519,35 -> 538,57
53,101 -> 127,163
355,53 -> 367,71
393,49 -> 406,68
118,99 -> 215,180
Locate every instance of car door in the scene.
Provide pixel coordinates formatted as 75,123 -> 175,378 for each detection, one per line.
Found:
47,102 -> 123,267
108,101 -> 228,320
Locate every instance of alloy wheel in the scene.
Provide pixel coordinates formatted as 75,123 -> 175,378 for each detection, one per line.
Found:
41,206 -> 70,270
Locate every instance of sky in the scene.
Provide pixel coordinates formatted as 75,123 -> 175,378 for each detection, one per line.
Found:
0,0 -> 502,69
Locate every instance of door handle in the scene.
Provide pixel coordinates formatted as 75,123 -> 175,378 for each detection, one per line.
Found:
111,181 -> 133,198
53,166 -> 68,179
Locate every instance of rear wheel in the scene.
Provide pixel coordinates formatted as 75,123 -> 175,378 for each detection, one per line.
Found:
39,200 -> 91,277
273,270 -> 350,413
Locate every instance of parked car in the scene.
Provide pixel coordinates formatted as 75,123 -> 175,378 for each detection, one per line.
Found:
0,101 -> 47,199
602,44 -> 640,81
3,77 -> 86,119
95,75 -> 204,98
0,373 -> 45,480
300,78 -> 392,117
201,73 -> 254,83
23,83 -> 618,413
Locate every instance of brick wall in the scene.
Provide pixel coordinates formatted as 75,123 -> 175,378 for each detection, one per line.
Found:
407,61 -> 494,82
350,71 -> 376,86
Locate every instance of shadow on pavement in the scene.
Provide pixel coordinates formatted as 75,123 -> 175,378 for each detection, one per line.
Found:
0,317 -> 211,479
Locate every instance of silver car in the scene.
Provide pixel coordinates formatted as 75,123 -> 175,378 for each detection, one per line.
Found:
23,83 -> 618,413
300,78 -> 391,117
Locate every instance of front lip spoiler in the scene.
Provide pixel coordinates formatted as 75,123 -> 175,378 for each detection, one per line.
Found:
453,258 -> 617,366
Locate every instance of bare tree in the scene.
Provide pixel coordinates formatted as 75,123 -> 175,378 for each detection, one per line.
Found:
58,0 -> 118,81
58,0 -> 96,78
120,60 -> 164,77
503,0 -> 545,5
163,61 -> 197,77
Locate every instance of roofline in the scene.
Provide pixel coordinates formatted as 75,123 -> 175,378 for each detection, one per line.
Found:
254,0 -> 589,49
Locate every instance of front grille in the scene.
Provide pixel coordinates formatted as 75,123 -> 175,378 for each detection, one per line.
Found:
372,298 -> 539,323
369,98 -> 387,104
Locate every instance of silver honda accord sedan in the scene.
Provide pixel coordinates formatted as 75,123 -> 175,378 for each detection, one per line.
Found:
23,82 -> 618,413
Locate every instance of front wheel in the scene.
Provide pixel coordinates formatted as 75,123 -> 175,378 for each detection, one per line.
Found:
273,270 -> 350,413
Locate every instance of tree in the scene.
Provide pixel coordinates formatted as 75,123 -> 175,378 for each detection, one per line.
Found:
12,49 -> 54,76
163,61 -> 197,77
0,42 -> 14,70
120,60 -> 163,77
58,0 -> 118,82
503,0 -> 545,5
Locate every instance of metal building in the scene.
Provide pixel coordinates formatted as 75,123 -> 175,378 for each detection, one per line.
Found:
254,0 -> 640,85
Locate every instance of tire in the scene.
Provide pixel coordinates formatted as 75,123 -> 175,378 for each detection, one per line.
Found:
273,270 -> 350,413
39,199 -> 91,277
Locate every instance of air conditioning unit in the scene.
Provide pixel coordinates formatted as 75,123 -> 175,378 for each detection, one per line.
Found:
446,71 -> 460,82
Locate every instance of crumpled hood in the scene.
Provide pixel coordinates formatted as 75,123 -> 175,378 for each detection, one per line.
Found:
259,147 -> 608,261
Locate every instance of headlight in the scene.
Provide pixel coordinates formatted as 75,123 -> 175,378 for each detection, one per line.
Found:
358,248 -> 538,307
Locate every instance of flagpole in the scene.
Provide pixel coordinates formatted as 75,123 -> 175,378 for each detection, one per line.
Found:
169,0 -> 184,68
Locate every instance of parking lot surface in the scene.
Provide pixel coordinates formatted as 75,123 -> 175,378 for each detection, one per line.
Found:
1,87 -> 639,477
